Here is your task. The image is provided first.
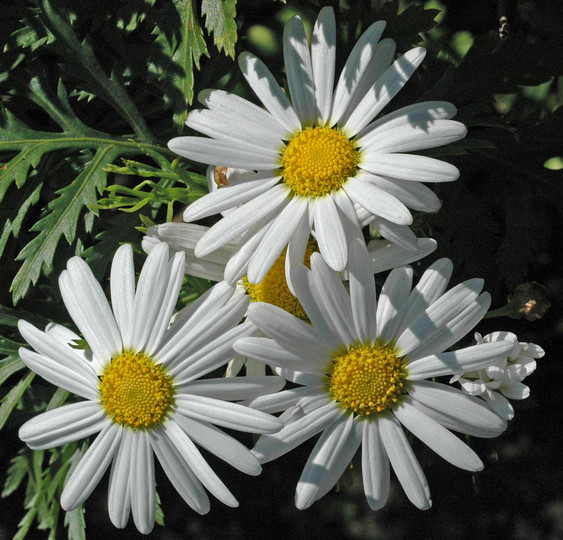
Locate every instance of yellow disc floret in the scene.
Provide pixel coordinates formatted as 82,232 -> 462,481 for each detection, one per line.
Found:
329,344 -> 407,416
100,352 -> 174,429
244,239 -> 317,321
282,126 -> 359,197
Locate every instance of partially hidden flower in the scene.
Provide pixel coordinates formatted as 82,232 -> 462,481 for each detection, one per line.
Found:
17,243 -> 283,534
168,7 -> 466,284
450,331 -> 545,420
234,239 -> 512,511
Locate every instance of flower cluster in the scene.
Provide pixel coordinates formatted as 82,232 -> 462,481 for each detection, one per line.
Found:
16,7 -> 544,535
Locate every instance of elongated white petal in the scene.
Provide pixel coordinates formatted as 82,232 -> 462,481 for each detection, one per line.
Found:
174,414 -> 261,475
175,395 -> 283,434
108,428 -> 133,529
180,376 -> 285,401
311,7 -> 336,124
61,423 -> 122,511
193,185 -> 290,257
375,266 -> 412,342
379,412 -> 431,510
130,431 -> 155,534
284,15 -> 316,125
252,402 -> 342,463
169,136 -> 279,170
184,171 -> 282,222
285,210 -> 311,295
394,400 -> 483,471
18,320 -> 99,385
244,385 -> 321,414
407,341 -> 514,380
408,380 -> 507,437
110,244 -> 135,347
332,188 -> 364,246
19,401 -> 107,450
313,195 -> 348,271
343,47 -> 427,136
150,429 -> 210,514
296,415 -> 362,509
360,153 -> 460,183
362,421 -> 390,510
345,176 -> 413,225
186,107 -> 282,150
163,420 -> 238,507
19,348 -> 98,401
247,196 -> 309,284
59,259 -> 122,364
198,88 -> 285,131
331,21 -> 387,126
367,238 -> 438,274
239,52 -> 301,134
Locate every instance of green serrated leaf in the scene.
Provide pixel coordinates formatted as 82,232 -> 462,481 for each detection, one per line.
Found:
11,145 -> 120,303
202,0 -> 237,58
14,506 -> 38,540
0,345 -> 25,386
0,370 -> 35,430
2,451 -> 30,498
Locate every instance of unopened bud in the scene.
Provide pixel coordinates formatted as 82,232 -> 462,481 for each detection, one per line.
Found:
507,282 -> 550,321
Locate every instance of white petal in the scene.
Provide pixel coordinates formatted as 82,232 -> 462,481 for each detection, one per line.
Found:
247,196 -> 309,284
183,171 -> 282,222
18,348 -> 98,401
348,239 -> 378,343
360,153 -> 460,183
60,423 -> 122,510
343,47 -> 427,136
407,341 -> 515,380
285,210 -> 312,295
284,15 -> 316,125
163,420 -> 238,507
332,189 -> 364,245
193,185 -> 291,257
394,400 -> 483,471
130,431 -> 155,534
368,214 -> 418,250
311,7 -> 336,124
174,414 -> 261,475
174,395 -> 283,434
239,52 -> 301,134
313,195 -> 348,271
362,421 -> 390,510
396,258 -> 453,336
110,244 -> 135,348
19,401 -> 106,450
344,176 -> 413,225
408,380 -> 507,437
168,136 -> 279,170
186,106 -> 282,150
501,381 -> 530,400
180,376 -> 285,401
375,266 -> 413,342
252,402 -> 342,463
367,238 -> 438,274
482,391 -> 514,421
59,259 -> 122,364
108,428 -> 133,529
331,21 -> 387,126
150,429 -> 210,514
243,385 -> 321,414
378,412 -> 431,510
295,415 -> 362,509
360,120 -> 466,153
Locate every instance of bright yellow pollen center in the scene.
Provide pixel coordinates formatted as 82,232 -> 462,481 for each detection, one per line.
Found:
282,126 -> 359,197
100,352 -> 174,429
329,345 -> 406,416
244,239 -> 316,321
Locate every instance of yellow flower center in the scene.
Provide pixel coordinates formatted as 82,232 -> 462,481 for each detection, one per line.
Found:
281,126 -> 359,197
329,344 -> 407,416
244,239 -> 316,320
100,352 -> 174,429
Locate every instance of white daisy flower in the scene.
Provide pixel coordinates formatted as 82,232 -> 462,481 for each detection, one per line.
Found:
450,331 -> 545,420
17,243 -> 283,534
233,239 -> 513,511
168,7 -> 466,284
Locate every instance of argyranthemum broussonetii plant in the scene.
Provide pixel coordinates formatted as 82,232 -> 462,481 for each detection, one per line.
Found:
233,240 -> 514,511
168,7 -> 466,285
17,243 -> 284,534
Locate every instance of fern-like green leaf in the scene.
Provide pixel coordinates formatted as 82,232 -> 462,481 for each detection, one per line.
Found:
202,0 -> 238,58
0,370 -> 35,431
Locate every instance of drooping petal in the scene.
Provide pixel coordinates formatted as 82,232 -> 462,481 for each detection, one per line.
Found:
362,420 -> 390,510
108,428 -> 133,529
179,376 -> 285,401
312,195 -> 348,271
366,238 -> 438,275
130,431 -> 156,534
375,266 -> 413,342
